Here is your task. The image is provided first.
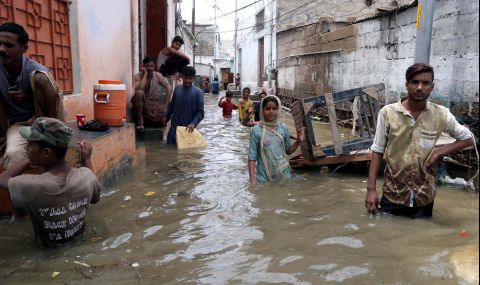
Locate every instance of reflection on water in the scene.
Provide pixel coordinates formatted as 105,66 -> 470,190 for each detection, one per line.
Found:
0,93 -> 478,285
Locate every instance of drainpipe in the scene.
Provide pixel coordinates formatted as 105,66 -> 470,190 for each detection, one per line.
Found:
414,0 -> 435,64
214,0 -> 217,78
268,1 -> 274,89
234,0 -> 237,74
192,0 -> 195,68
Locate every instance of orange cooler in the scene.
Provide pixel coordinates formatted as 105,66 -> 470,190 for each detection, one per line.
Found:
93,80 -> 126,126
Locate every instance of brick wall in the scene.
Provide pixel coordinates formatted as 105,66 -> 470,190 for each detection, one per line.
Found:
277,23 -> 357,97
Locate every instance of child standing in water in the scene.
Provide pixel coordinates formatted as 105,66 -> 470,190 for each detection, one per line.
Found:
248,95 -> 305,185
238,87 -> 252,122
242,90 -> 267,127
218,91 -> 238,118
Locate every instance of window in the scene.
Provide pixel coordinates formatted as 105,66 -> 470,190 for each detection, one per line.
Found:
255,9 -> 264,32
0,0 -> 74,93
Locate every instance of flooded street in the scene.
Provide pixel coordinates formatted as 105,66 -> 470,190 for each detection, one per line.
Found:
0,94 -> 478,285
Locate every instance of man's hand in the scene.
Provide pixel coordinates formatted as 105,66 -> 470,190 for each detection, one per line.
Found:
79,141 -> 93,162
365,187 -> 379,214
250,177 -> 257,186
297,127 -> 306,142
8,89 -> 29,103
425,149 -> 442,175
186,124 -> 195,133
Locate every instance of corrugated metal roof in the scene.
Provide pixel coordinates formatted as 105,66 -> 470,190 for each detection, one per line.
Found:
277,0 -> 418,33
349,0 -> 417,23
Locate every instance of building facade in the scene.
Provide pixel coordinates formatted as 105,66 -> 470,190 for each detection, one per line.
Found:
276,0 -> 479,116
0,0 -> 181,121
235,0 -> 277,94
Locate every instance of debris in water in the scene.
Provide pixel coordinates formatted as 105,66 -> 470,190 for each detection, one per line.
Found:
344,224 -> 360,231
169,158 -> 203,174
73,261 -> 90,267
124,195 -> 132,201
138,211 -> 152,218
459,230 -> 468,237
132,262 -> 140,268
51,271 -> 60,278
90,236 -> 103,242
144,191 -> 156,197
143,225 -> 164,238
108,233 -> 133,249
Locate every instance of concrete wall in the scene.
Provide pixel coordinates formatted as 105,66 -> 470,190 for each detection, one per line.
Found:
166,0 -> 177,42
63,0 -> 137,122
192,24 -> 215,56
236,0 -> 276,93
276,0 -> 479,115
195,63 -> 214,79
176,21 -> 195,60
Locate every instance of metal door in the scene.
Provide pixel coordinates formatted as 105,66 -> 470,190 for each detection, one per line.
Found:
0,0 -> 74,93
145,0 -> 167,61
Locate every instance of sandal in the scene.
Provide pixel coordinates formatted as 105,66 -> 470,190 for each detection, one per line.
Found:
79,120 -> 109,132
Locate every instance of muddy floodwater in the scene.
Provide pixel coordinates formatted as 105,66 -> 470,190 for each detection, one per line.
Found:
0,94 -> 478,285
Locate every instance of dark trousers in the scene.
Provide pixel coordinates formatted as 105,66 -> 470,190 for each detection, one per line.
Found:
379,196 -> 434,218
159,55 -> 189,77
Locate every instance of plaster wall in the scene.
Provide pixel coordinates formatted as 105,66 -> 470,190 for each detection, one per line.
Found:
195,63 -> 214,78
236,0 -> 276,92
277,0 -> 479,114
63,0 -> 136,122
166,0 -> 177,42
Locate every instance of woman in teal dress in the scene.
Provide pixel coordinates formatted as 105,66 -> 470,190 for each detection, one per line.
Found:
248,95 -> 305,185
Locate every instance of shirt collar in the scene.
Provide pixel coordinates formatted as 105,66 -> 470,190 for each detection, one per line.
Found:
393,97 -> 432,116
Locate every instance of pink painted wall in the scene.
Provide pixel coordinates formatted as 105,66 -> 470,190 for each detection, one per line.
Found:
63,0 -> 136,122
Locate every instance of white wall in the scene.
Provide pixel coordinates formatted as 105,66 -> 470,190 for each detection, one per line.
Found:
236,0 -> 276,93
167,0 -> 177,43
64,0 -> 136,121
195,63 -> 214,78
276,0 -> 478,114
329,0 -> 479,108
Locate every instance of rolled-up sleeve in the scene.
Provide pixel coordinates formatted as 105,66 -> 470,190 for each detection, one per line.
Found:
8,177 -> 26,210
445,111 -> 473,141
370,108 -> 388,153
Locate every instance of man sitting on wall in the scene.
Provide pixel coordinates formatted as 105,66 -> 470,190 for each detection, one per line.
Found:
157,36 -> 190,78
0,117 -> 101,249
0,22 -> 64,170
131,56 -> 173,132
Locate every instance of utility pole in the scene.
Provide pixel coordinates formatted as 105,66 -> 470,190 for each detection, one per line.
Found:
268,1 -> 274,88
414,0 -> 435,64
234,0 -> 238,74
192,0 -> 196,68
214,0 -> 217,78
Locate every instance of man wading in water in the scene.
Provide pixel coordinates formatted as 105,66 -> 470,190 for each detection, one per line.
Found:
0,118 -> 101,248
365,63 -> 474,218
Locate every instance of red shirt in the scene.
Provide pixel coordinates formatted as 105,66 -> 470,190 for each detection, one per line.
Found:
220,100 -> 238,117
